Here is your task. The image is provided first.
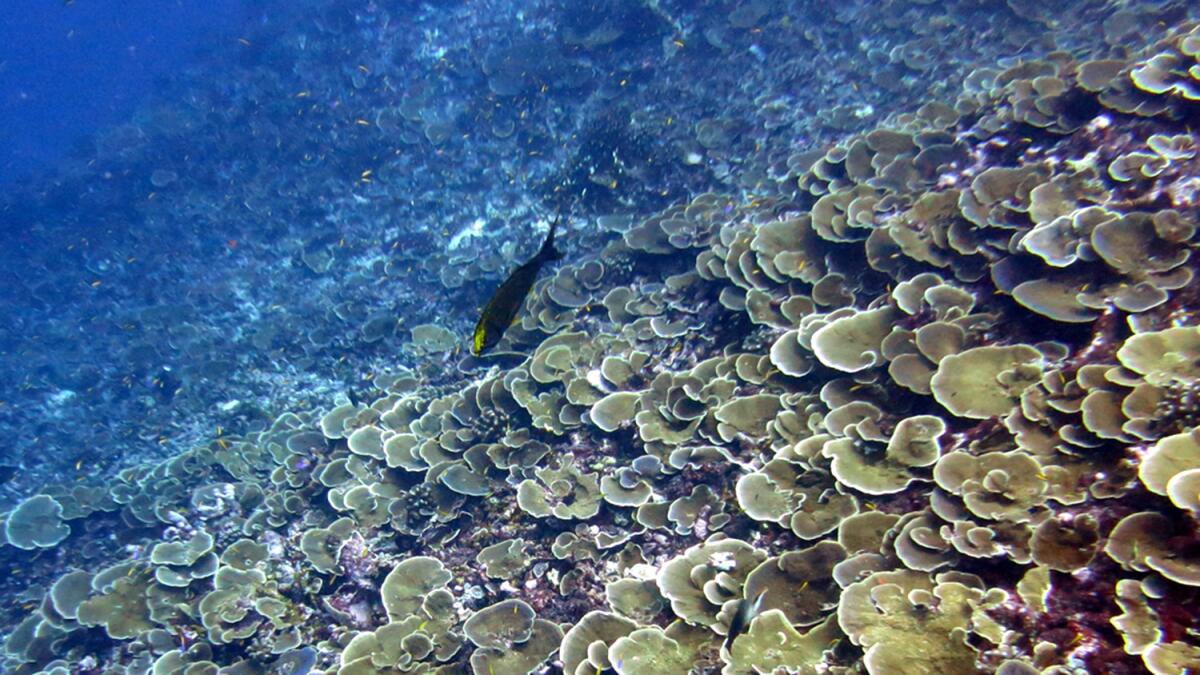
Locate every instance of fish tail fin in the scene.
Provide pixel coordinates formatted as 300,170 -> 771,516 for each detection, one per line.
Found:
538,216 -> 562,262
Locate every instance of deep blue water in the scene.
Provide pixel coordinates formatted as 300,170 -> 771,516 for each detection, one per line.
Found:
0,0 -> 322,502
0,0 -> 296,186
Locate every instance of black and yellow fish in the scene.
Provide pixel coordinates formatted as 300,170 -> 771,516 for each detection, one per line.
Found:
471,218 -> 562,355
723,589 -> 767,654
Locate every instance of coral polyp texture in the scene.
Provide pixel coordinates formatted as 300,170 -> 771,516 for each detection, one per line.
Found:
2,1 -> 1200,674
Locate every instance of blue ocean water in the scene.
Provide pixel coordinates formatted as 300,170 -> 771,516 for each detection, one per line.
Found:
0,0 -> 1197,672
0,0 -> 316,501
0,0 -> 297,186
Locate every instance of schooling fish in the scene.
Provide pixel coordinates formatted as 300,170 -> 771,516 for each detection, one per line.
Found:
471,217 -> 562,355
149,366 -> 181,404
723,589 -> 767,654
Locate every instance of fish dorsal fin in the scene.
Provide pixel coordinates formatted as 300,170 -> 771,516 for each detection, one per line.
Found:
538,215 -> 562,261
752,589 -> 767,612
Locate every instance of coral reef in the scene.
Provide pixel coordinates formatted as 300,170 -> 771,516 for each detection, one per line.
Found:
2,1 -> 1200,674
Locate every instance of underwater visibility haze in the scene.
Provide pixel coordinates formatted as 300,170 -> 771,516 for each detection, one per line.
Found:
2,0 -> 1200,673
